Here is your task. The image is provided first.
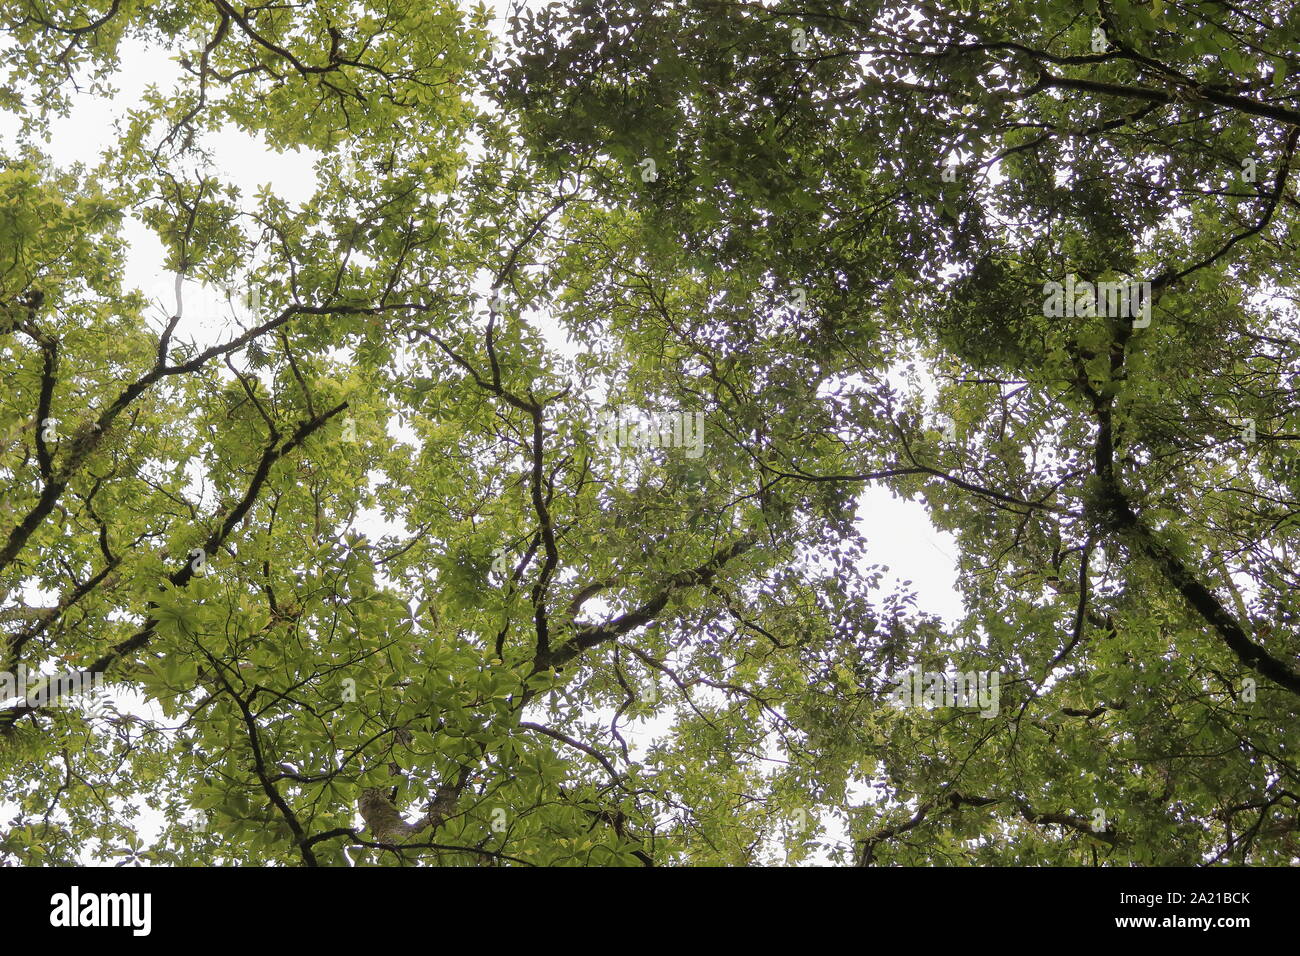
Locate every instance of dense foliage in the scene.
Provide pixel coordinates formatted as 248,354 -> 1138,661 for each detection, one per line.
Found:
2,0 -> 1299,865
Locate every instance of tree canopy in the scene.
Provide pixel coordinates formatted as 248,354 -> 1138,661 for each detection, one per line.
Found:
2,0 -> 1299,865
